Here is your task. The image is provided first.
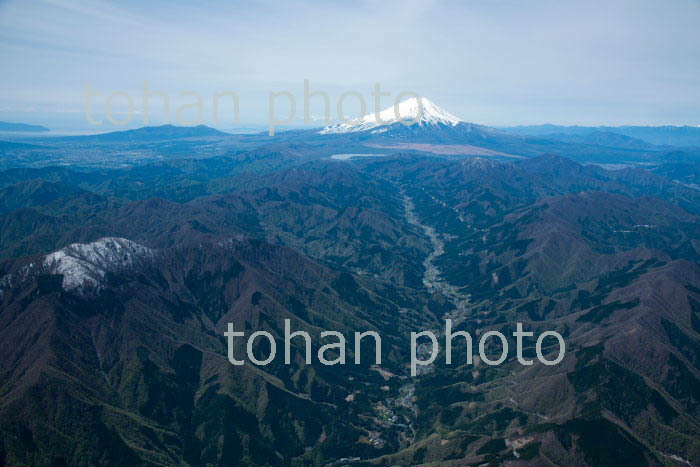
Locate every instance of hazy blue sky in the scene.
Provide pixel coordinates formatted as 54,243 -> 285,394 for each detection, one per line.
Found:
1,0 -> 699,130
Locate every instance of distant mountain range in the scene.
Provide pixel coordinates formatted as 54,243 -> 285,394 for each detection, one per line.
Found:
502,123 -> 700,147
3,103 -> 700,168
65,124 -> 230,142
0,121 -> 50,132
317,98 -> 699,150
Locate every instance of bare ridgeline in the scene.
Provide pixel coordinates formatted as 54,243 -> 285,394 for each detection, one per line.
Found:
1,96 -> 700,466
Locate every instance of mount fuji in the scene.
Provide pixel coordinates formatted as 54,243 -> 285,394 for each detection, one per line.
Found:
317,97 -> 532,155
320,97 -> 464,134
319,97 -> 517,143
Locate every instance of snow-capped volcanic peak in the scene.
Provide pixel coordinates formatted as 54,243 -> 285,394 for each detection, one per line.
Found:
320,97 -> 462,134
43,237 -> 154,291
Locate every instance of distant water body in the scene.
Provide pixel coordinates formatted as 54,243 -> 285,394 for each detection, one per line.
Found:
330,153 -> 388,160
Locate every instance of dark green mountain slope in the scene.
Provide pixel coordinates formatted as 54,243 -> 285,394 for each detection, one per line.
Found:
1,150 -> 699,465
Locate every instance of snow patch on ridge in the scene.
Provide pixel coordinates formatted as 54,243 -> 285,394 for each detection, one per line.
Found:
43,237 -> 154,291
320,97 -> 463,134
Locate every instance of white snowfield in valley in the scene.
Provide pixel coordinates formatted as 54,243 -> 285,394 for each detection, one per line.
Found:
42,237 -> 155,291
320,97 -> 463,134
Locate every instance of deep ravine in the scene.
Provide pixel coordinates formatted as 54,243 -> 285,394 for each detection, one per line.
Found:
402,191 -> 471,323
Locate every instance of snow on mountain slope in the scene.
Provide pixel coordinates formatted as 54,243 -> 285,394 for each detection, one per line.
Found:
320,97 -> 462,134
42,237 -> 155,291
